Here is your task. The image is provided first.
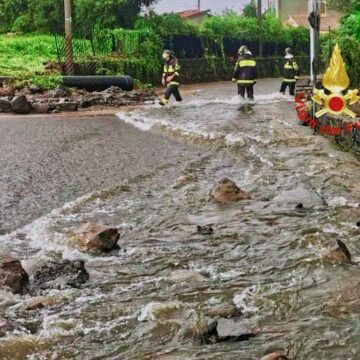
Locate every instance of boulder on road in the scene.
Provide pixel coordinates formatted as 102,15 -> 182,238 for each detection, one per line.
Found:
11,95 -> 32,114
0,98 -> 11,113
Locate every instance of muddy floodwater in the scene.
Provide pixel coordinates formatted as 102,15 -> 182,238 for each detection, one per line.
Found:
1,80 -> 360,359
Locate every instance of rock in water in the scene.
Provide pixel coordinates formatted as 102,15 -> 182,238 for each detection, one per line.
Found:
11,95 -> 32,114
325,239 -> 351,264
206,305 -> 242,318
210,178 -> 250,203
185,320 -> 219,344
185,319 -> 255,345
74,223 -> 120,253
197,225 -> 214,235
31,260 -> 89,291
0,254 -> 29,294
0,318 -> 14,337
261,352 -> 288,360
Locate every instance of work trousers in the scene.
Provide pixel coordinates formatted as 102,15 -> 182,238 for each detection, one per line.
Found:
237,84 -> 254,100
280,81 -> 296,96
165,84 -> 182,102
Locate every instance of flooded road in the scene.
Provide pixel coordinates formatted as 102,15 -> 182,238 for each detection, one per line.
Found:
1,79 -> 360,359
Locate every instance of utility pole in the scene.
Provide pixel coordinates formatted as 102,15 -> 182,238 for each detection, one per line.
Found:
64,0 -> 74,75
309,0 -> 320,87
258,0 -> 263,57
275,0 -> 280,18
197,0 -> 201,11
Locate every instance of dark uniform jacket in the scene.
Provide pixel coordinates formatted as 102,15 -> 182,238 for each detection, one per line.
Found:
283,59 -> 299,83
163,57 -> 181,86
233,54 -> 257,85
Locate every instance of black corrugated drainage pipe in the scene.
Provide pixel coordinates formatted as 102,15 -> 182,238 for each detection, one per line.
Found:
62,75 -> 134,92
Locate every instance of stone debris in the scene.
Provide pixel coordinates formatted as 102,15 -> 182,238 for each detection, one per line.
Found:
210,178 -> 251,203
0,85 -> 156,115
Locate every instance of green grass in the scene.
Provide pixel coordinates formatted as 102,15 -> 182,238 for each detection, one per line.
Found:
0,34 -> 58,76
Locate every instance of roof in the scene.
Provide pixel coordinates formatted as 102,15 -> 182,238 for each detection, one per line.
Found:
286,10 -> 342,32
177,9 -> 211,19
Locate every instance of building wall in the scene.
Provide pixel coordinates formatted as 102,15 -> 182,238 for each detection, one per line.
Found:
278,0 -> 309,20
183,15 -> 208,25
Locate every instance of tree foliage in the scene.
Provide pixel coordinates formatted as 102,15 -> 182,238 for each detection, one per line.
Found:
199,10 -> 308,45
135,12 -> 198,35
243,0 -> 257,18
339,12 -> 360,40
321,3 -> 360,86
0,0 -> 157,33
200,10 -> 258,39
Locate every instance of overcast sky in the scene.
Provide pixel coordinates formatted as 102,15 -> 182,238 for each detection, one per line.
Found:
153,0 -> 255,14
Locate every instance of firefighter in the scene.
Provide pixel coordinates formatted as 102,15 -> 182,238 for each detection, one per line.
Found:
280,48 -> 299,96
232,45 -> 257,100
159,50 -> 182,106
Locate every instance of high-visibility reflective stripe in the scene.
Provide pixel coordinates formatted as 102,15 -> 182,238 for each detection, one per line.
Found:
283,78 -> 296,82
168,82 -> 180,86
160,98 -> 168,104
164,66 -> 176,72
237,80 -> 256,84
239,60 -> 256,67
285,62 -> 299,70
174,72 -> 180,76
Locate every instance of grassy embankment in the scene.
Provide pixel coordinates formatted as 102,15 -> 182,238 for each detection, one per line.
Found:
0,34 -> 57,76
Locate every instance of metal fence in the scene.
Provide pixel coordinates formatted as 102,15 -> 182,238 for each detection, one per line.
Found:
53,29 -> 310,76
163,35 -> 310,59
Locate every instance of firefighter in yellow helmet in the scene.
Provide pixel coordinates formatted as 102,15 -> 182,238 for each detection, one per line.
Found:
280,47 -> 299,96
159,50 -> 182,106
232,45 -> 257,100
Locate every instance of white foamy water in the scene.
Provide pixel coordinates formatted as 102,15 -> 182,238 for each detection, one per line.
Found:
4,81 -> 360,359
116,91 -> 293,147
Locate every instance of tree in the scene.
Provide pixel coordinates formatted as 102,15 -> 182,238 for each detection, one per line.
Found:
0,0 -> 158,34
0,0 -> 28,32
243,0 -> 257,18
327,0 -> 360,12
135,12 -> 198,36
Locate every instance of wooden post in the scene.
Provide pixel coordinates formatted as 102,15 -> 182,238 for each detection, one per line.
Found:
64,0 -> 74,75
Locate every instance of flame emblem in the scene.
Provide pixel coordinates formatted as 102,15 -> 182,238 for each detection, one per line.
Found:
312,44 -> 360,118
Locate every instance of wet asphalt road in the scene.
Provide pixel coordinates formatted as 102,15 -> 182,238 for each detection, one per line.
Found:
0,113 -> 194,233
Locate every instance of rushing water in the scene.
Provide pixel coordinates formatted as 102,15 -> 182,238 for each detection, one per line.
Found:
1,80 -> 360,359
